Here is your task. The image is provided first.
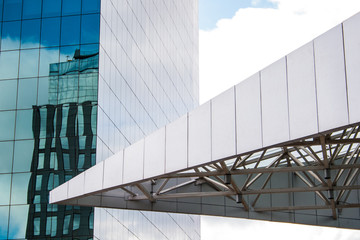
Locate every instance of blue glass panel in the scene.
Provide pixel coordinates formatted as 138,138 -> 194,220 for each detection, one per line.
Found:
15,109 -> 33,140
0,0 -> 3,21
8,205 -> 29,239
39,47 -> 59,77
13,140 -> 34,172
61,16 -> 81,45
10,174 -> 31,204
62,0 -> 81,15
3,0 -> 22,21
60,45 -> 79,63
0,111 -> 15,141
19,49 -> 39,78
0,175 -> 11,205
42,0 -> 61,17
1,21 -> 21,50
38,76 -> 51,105
41,17 -> 61,47
81,14 -> 100,44
0,142 -> 13,173
82,0 -> 100,14
21,19 -> 41,49
22,0 -> 41,19
0,80 -> 17,110
17,78 -> 37,109
0,51 -> 19,80
0,206 -> 9,239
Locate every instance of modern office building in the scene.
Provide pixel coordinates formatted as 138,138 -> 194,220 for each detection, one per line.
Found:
0,0 -> 200,239
52,12 -> 360,230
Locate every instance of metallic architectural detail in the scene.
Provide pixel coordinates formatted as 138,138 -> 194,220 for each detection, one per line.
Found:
51,9 -> 360,231
127,124 -> 360,218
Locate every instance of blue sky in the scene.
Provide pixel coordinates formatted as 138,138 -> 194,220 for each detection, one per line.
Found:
199,0 -> 277,30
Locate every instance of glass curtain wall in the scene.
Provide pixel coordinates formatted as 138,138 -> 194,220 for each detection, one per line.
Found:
0,0 -> 100,239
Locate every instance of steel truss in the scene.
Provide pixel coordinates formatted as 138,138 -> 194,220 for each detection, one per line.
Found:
120,124 -> 360,220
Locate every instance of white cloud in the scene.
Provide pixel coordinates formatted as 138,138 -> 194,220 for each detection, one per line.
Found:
199,0 -> 360,102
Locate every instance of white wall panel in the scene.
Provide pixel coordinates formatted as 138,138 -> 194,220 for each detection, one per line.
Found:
68,172 -> 85,199
314,24 -> 349,132
236,73 -> 262,153
165,114 -> 188,173
49,183 -> 68,203
188,101 -> 211,167
343,13 -> 360,124
287,42 -> 319,139
103,150 -> 124,189
144,127 -> 166,178
261,57 -> 290,147
84,161 -> 104,194
211,87 -> 236,160
123,139 -> 144,183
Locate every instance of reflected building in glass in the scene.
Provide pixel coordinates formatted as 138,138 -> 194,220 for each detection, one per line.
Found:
0,0 -> 199,239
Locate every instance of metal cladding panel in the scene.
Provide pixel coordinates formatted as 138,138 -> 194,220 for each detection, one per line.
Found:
50,182 -> 68,203
144,127 -> 166,179
211,87 -> 236,160
67,172 -> 85,199
103,150 -> 124,189
343,13 -> 360,124
165,114 -> 188,173
314,24 -> 349,132
236,73 -> 263,153
287,42 -> 319,139
188,101 -> 211,167
84,161 -> 104,194
261,57 -> 290,147
123,139 -> 144,183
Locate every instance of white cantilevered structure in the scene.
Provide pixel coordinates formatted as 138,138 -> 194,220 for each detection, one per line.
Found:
50,13 -> 360,229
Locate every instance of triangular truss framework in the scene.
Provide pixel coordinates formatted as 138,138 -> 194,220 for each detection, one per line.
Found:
122,124 -> 360,220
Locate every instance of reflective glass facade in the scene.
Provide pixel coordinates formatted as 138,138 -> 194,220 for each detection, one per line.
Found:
0,0 -> 199,239
95,0 -> 200,239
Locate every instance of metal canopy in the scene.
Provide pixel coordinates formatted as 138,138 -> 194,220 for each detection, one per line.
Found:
50,12 -> 360,229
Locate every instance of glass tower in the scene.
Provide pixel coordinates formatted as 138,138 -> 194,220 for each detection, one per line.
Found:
0,0 -> 199,239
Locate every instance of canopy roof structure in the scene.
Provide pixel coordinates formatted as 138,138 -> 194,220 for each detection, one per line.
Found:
50,13 -> 360,229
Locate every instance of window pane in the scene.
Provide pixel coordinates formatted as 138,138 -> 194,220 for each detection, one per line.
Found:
63,215 -> 71,234
0,111 -> 15,141
82,0 -> 100,13
0,142 -> 13,173
62,0 -> 81,16
8,205 -> 29,239
42,0 -> 61,17
22,0 -> 41,19
0,80 -> 17,110
21,19 -> 41,49
0,50 -> 19,80
19,49 -> 39,78
41,17 -> 60,47
10,173 -> 31,204
1,21 -> 21,50
61,16 -> 80,46
13,140 -> 34,172
0,206 -> 9,239
33,217 -> 40,236
73,214 -> 80,230
0,174 -> 11,205
38,77 -> 50,105
39,47 -> 59,77
17,78 -> 37,109
3,0 -> 22,21
81,14 -> 100,44
15,109 -> 33,140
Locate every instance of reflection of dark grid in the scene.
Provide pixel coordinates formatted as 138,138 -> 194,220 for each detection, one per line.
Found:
26,101 -> 96,239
